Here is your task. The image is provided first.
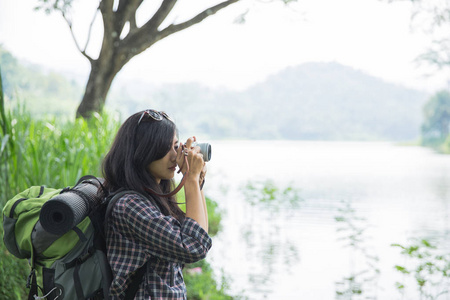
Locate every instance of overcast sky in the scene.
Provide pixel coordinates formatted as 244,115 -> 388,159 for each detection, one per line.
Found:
0,0 -> 448,93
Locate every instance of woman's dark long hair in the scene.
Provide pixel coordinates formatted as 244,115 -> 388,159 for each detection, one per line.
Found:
102,111 -> 185,222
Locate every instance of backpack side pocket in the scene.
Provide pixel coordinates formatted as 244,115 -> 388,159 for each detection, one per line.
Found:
3,216 -> 26,258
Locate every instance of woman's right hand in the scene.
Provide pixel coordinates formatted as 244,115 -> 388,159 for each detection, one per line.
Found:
177,136 -> 205,180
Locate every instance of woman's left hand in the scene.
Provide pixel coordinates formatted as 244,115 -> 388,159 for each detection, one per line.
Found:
180,137 -> 209,231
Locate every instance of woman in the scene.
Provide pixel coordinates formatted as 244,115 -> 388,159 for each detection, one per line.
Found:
101,109 -> 212,299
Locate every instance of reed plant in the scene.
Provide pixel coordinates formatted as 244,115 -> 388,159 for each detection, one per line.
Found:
0,107 -> 120,202
0,67 -> 29,300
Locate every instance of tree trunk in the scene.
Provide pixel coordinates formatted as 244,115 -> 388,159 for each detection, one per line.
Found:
76,55 -> 120,119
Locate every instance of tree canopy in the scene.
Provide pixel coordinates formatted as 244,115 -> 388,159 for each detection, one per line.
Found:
421,90 -> 450,145
388,0 -> 450,68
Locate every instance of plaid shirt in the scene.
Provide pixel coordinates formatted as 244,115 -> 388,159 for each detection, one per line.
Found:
106,193 -> 212,299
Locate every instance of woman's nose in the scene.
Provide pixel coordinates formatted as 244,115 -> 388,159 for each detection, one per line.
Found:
171,148 -> 178,160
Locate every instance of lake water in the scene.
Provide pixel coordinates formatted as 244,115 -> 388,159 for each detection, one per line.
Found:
204,141 -> 450,300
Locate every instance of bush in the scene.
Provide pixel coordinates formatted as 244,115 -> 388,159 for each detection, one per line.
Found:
184,259 -> 234,300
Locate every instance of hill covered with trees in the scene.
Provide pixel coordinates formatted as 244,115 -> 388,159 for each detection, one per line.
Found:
0,47 -> 81,116
112,62 -> 428,141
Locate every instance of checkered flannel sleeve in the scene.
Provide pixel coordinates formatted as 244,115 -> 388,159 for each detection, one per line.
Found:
113,194 -> 212,264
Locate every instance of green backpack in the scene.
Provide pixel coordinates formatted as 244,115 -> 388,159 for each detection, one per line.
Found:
2,176 -> 112,300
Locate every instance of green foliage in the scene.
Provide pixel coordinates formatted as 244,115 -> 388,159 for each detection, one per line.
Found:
0,107 -> 120,202
0,247 -> 29,300
0,45 -> 81,118
204,197 -> 223,237
183,260 -> 236,300
421,90 -> 450,150
242,179 -> 302,211
397,1 -> 450,68
34,0 -> 73,15
0,67 -> 28,300
335,200 -> 380,299
392,239 -> 450,299
178,190 -> 233,298
177,192 -> 223,237
238,179 -> 301,297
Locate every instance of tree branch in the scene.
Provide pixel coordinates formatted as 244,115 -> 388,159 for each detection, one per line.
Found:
141,0 -> 178,33
115,0 -> 143,35
117,0 -> 178,54
130,13 -> 137,30
84,4 -> 101,53
158,0 -> 240,40
116,0 -> 130,13
115,0 -> 241,71
61,10 -> 93,62
120,0 -> 240,61
100,0 -> 116,39
100,0 -> 115,13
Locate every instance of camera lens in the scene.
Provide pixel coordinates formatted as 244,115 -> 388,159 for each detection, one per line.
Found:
192,142 -> 212,162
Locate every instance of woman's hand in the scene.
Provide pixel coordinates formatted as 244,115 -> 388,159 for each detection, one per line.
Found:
178,136 -> 209,232
176,136 -> 205,180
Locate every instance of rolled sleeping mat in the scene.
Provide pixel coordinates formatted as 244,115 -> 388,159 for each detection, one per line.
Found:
40,181 -> 101,236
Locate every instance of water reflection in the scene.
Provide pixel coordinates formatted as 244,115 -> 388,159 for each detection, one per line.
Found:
239,180 -> 302,298
242,179 -> 302,212
207,141 -> 450,299
335,200 -> 380,300
392,238 -> 450,300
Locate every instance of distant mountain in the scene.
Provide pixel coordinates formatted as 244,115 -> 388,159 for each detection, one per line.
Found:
237,62 -> 429,140
0,46 -> 82,116
111,62 -> 428,141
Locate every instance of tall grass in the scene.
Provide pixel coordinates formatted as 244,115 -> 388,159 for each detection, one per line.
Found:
0,107 -> 120,202
0,70 -> 28,298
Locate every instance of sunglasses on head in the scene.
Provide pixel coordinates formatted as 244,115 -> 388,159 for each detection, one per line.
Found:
138,109 -> 173,125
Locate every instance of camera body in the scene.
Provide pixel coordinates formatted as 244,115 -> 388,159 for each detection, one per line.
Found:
192,142 -> 212,162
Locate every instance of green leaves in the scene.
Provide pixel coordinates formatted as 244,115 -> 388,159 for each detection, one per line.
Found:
421,90 -> 450,152
242,179 -> 302,210
335,200 -> 380,299
393,238 -> 450,299
395,265 -> 410,274
34,0 -> 73,15
183,260 -> 235,300
0,104 -> 121,205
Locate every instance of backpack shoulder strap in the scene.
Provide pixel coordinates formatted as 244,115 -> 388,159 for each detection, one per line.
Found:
104,189 -> 155,238
124,262 -> 148,300
75,175 -> 106,194
105,190 -> 152,223
105,190 -> 150,299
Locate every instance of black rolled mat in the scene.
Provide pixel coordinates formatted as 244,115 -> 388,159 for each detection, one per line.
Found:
40,193 -> 89,236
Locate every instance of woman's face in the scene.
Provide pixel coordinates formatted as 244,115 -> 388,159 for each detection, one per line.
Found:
148,132 -> 179,184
